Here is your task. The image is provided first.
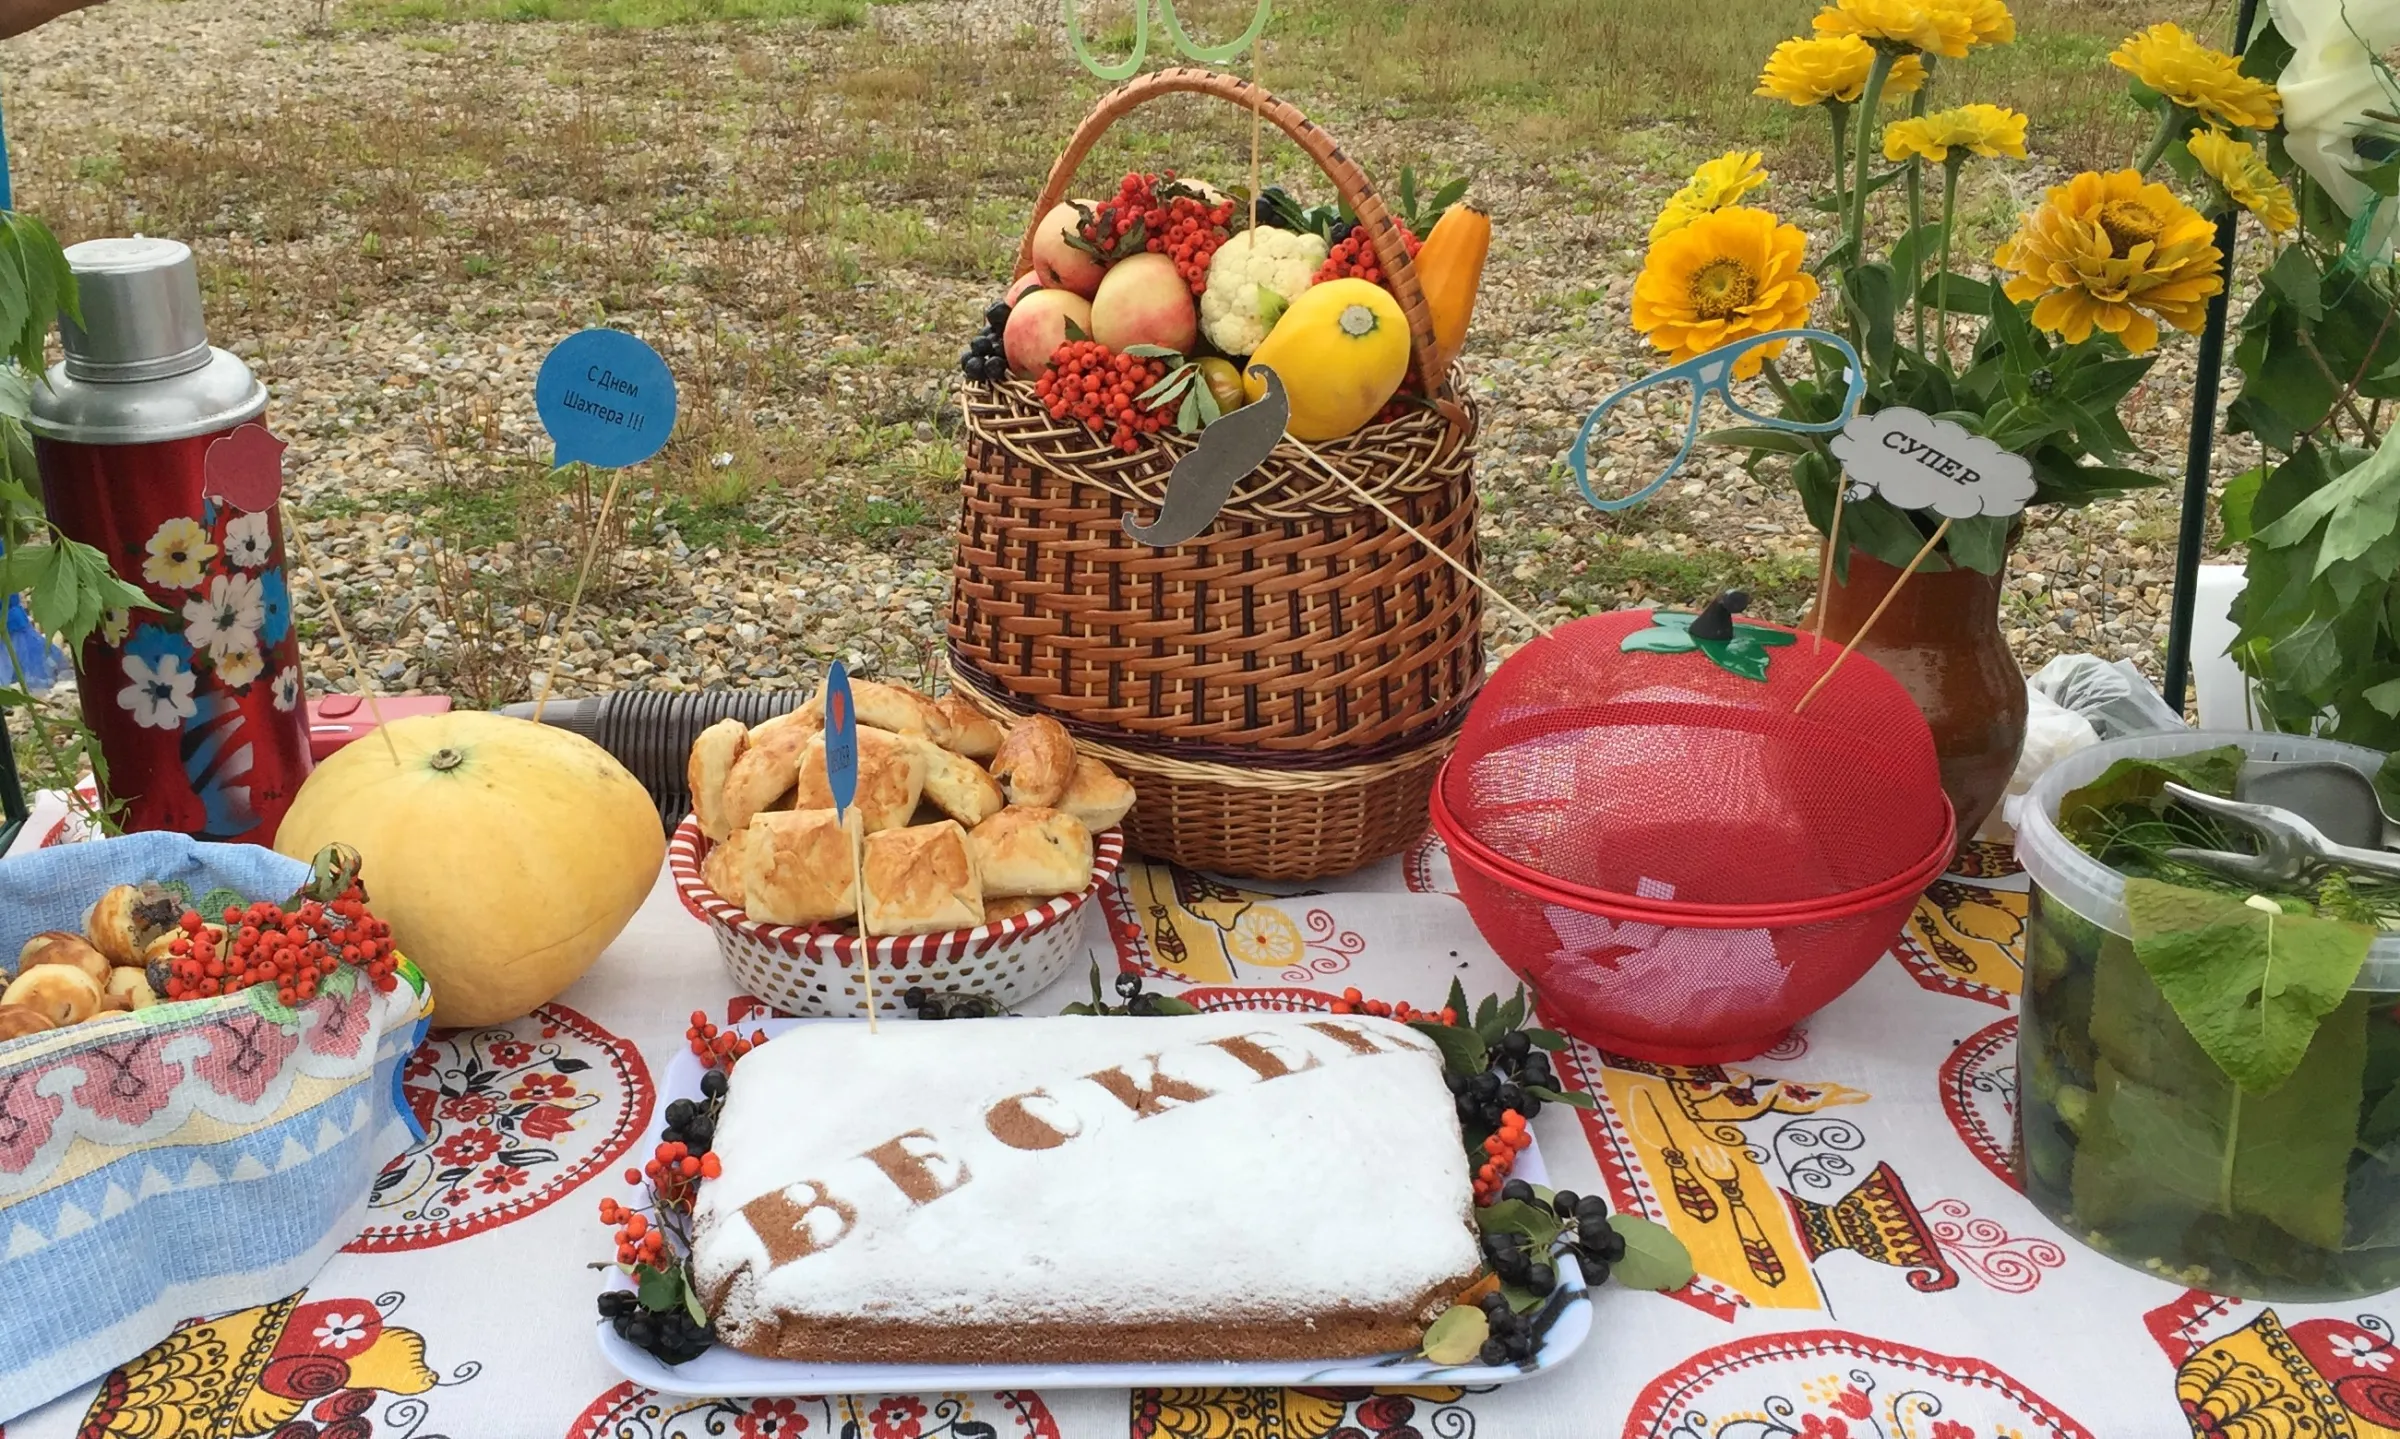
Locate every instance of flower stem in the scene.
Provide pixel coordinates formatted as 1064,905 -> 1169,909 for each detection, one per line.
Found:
1845,49 -> 1898,264
1907,91 -> 1928,354
2135,105 -> 2181,177
1826,102 -> 1851,218
1936,157 -> 1963,371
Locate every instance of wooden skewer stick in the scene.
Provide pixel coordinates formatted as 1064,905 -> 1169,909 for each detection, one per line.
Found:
531,462 -> 627,724
1285,437 -> 1549,637
1792,516 -> 1951,715
1812,476 -> 1849,654
1248,33 -> 1265,227
280,503 -> 402,768
849,807 -> 878,1034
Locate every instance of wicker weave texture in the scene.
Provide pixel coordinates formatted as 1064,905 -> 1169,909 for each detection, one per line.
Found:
952,388 -> 1483,750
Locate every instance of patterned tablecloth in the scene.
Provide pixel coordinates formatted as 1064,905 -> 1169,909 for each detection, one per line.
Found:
8,818 -> 2386,1439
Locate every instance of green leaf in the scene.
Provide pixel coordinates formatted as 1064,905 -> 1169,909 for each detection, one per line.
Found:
1445,976 -> 1471,1023
1124,344 -> 1184,359
1494,986 -> 1527,1035
1701,424 -> 1819,458
1177,385 -> 1202,434
636,1263 -> 686,1313
2125,878 -> 2374,1095
1193,376 -> 1222,427
1943,514 -> 2012,575
1407,1019 -> 1489,1076
1841,261 -> 1898,375
2056,747 -> 2246,844
2366,677 -> 2400,717
1606,1214 -> 1696,1291
683,1275 -> 709,1327
1473,992 -> 1500,1037
2378,752 -> 2400,822
1399,165 -> 1418,225
1142,993 -> 1200,1015
1885,221 -> 1945,290
1474,1198 -> 1563,1249
1421,1304 -> 1488,1365
2220,464 -> 2269,544
2265,243 -> 2324,323
1523,1083 -> 1596,1110
1522,1027 -> 1566,1051
1916,271 -> 1992,316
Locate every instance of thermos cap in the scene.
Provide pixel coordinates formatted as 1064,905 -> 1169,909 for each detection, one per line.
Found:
58,236 -> 211,383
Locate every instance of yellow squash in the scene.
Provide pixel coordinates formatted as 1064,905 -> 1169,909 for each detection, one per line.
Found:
1416,202 -> 1491,376
275,711 -> 663,1028
1244,277 -> 1411,441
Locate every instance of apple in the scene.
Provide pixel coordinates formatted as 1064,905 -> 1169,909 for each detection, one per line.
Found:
1028,203 -> 1104,298
1005,270 -> 1045,306
1004,289 -> 1095,379
1090,253 -> 1198,356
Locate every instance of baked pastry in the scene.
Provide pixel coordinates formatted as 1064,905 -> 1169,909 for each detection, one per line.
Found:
2,964 -> 105,1027
989,715 -> 1076,807
1058,755 -> 1137,834
852,680 -> 956,747
968,807 -> 1093,898
106,966 -> 158,1011
935,695 -> 1004,760
752,698 -> 822,744
983,895 -> 1045,921
689,718 -> 751,841
910,735 -> 1005,828
722,716 -> 811,834
19,931 -> 110,987
702,826 -> 753,903
0,1003 -> 53,1041
691,1012 -> 1480,1362
862,822 -> 983,936
795,729 -> 925,835
742,810 -> 859,926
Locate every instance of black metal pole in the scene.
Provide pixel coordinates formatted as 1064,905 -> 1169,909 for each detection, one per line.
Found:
2161,0 -> 2261,716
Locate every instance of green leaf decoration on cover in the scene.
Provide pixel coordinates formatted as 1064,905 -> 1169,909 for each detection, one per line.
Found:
1620,609 -> 1796,682
2124,877 -> 2374,1095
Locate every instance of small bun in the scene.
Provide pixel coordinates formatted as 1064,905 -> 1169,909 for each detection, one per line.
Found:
106,966 -> 159,1011
968,806 -> 1094,898
1058,755 -> 1137,834
795,729 -> 926,834
852,680 -> 957,747
720,715 -> 810,834
687,718 -> 750,842
85,885 -> 147,965
862,822 -> 984,936
934,695 -> 1004,761
909,734 -> 1006,828
701,827 -> 752,903
0,1003 -> 54,1041
742,810 -> 859,927
1,964 -> 105,1027
19,931 -> 110,987
989,715 -> 1076,808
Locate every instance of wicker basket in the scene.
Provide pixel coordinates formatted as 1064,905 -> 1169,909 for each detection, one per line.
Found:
668,817 -> 1125,1018
949,66 -> 1483,881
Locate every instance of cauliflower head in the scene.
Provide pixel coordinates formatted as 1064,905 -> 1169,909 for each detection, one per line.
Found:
1200,229 -> 1330,356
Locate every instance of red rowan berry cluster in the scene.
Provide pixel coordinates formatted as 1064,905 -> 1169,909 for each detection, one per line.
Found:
1329,986 -> 1459,1026
685,1010 -> 764,1069
1036,341 -> 1174,453
1146,193 -> 1238,293
159,889 -> 399,1005
1314,223 -> 1422,287
1474,1111 -> 1533,1206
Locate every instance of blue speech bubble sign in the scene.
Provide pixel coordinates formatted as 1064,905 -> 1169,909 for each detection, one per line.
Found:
533,329 -> 677,470
823,660 -> 859,820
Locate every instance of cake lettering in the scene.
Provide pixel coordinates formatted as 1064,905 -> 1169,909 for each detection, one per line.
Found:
862,1129 -> 972,1205
743,1180 -> 857,1266
740,1020 -> 1437,1272
1084,1054 -> 1215,1117
1206,1032 -> 1323,1082
985,1088 -> 1082,1150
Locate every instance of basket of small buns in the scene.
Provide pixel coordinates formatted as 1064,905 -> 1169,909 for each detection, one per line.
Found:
0,831 -> 434,1423
671,678 -> 1135,1017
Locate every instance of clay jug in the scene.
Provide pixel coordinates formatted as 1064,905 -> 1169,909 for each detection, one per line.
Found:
1811,546 -> 2026,847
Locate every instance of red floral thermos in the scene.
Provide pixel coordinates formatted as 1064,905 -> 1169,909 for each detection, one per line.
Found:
27,239 -> 312,842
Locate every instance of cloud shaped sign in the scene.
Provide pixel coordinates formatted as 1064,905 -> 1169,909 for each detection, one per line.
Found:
1829,407 -> 2034,519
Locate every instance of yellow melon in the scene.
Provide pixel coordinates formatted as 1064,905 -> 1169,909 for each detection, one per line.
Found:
275,711 -> 662,1027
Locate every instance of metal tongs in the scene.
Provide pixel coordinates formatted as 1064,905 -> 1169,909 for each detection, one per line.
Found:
2161,781 -> 2400,887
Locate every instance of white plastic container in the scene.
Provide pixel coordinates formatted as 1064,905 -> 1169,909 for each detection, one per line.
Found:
2016,730 -> 2400,1299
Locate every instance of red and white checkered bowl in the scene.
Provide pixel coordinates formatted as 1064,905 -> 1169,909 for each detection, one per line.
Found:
668,816 -> 1124,1018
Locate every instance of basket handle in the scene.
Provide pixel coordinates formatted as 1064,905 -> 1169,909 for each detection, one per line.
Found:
1016,65 -> 1451,403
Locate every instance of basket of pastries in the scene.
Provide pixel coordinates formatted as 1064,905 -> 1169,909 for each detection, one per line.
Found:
0,831 -> 432,1422
669,677 -> 1133,1017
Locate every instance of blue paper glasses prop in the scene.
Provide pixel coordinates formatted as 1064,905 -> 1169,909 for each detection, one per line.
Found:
1564,328 -> 1865,514
1062,0 -> 1274,79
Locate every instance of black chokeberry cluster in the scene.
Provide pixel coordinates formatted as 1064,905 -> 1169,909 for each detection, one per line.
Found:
961,300 -> 1010,383
659,1097 -> 715,1156
1474,1288 -> 1539,1367
597,1288 -> 714,1365
1448,1030 -> 1558,1129
904,985 -> 1005,1020
1113,971 -> 1180,1015
1516,1180 -> 1625,1285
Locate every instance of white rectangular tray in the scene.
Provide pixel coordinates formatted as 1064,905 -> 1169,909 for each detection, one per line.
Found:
597,1015 -> 1592,1396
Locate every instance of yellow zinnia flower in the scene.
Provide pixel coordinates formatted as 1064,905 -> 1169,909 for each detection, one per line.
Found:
1993,169 -> 2224,355
2110,23 -> 2281,130
1757,34 -> 1927,107
1933,0 -> 2014,49
1813,0 -> 1972,58
1650,151 -> 1769,242
2188,128 -> 2298,234
1882,104 -> 2030,163
1632,206 -> 1822,377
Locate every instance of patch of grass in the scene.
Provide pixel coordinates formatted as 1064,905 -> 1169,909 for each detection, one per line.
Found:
346,0 -> 866,28
659,496 -> 773,550
834,493 -> 930,541
1552,539 -> 1820,620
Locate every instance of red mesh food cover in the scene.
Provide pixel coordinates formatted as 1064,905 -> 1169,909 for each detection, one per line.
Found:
1442,606 -> 1947,910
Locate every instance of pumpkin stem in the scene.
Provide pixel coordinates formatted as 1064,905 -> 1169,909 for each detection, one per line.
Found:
429,748 -> 466,773
1337,304 -> 1378,338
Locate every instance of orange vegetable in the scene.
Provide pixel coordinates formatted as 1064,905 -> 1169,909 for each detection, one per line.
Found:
1416,202 -> 1491,376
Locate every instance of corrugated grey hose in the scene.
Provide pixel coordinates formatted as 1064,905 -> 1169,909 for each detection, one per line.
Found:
497,690 -> 808,835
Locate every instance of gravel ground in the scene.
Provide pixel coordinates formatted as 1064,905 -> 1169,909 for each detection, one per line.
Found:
0,0 -> 2254,783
